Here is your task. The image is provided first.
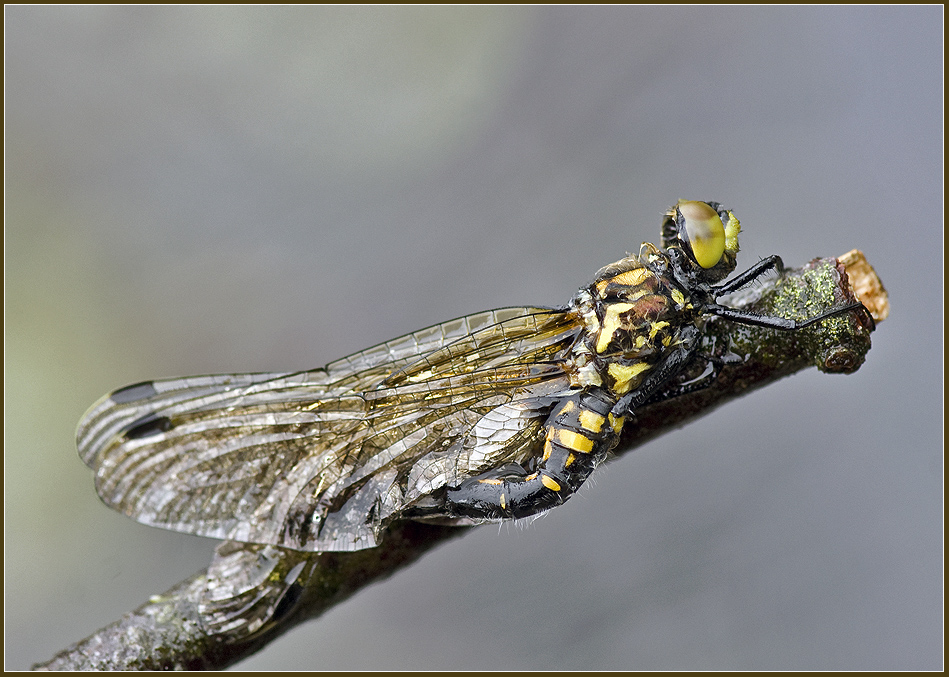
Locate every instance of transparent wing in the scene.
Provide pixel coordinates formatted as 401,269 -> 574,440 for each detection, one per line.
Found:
199,540 -> 315,640
78,307 -> 582,552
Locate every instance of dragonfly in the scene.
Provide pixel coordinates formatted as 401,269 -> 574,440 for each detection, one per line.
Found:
77,200 -> 870,556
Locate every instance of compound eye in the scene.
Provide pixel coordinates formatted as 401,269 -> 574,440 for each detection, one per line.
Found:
677,200 -> 726,269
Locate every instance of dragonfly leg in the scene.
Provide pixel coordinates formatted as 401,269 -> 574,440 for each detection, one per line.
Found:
445,391 -> 619,520
705,300 -> 871,330
711,255 -> 784,296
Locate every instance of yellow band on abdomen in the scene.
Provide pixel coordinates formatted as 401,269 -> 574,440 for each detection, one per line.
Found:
547,427 -> 594,453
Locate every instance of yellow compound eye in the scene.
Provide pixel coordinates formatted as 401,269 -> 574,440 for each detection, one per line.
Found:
676,200 -> 726,269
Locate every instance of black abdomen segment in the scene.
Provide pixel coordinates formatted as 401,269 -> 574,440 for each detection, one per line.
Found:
445,391 -> 621,520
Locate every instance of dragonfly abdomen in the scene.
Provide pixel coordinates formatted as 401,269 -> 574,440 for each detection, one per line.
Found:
444,390 -> 621,520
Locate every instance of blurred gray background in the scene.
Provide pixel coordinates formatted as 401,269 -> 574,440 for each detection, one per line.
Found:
5,6 -> 941,670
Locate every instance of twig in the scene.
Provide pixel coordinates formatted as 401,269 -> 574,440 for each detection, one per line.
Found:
34,253 -> 885,671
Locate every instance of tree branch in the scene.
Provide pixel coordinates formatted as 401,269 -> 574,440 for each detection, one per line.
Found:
34,252 -> 886,671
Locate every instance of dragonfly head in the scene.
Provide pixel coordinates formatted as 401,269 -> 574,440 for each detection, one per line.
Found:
661,200 -> 740,284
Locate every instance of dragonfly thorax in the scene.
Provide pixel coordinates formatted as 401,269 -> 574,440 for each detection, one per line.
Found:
568,249 -> 698,398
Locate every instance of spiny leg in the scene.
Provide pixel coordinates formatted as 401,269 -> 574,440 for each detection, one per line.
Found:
704,300 -> 870,330
712,255 -> 784,296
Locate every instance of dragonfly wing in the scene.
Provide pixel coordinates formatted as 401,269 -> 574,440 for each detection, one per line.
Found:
199,540 -> 315,640
79,308 -> 582,552
77,308 -> 548,467
78,371 -> 326,468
